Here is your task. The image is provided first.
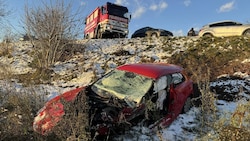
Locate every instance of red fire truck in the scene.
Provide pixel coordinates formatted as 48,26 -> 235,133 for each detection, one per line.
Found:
84,2 -> 131,39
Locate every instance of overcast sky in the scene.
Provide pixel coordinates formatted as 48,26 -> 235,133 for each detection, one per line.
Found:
3,0 -> 250,38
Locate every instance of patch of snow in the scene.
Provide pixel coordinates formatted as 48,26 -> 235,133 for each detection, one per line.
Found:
1,37 -> 249,140
234,71 -> 250,79
242,58 -> 250,63
52,62 -> 77,75
66,71 -> 94,87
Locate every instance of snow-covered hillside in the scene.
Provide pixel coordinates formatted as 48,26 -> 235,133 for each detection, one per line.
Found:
0,37 -> 249,140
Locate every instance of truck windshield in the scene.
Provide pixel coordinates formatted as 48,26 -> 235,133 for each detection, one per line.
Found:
107,4 -> 128,18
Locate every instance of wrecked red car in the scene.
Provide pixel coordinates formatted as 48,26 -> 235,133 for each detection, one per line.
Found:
33,63 -> 193,139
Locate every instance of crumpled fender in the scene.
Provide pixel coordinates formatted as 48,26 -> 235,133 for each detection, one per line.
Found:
33,87 -> 85,135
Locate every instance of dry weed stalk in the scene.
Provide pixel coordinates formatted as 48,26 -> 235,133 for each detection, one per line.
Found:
0,42 -> 13,57
51,90 -> 91,140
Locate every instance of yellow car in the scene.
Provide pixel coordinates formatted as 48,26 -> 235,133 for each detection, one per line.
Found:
198,20 -> 250,37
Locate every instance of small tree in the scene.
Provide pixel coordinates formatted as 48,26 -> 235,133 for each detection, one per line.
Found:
0,0 -> 12,42
0,0 -> 10,22
24,0 -> 83,70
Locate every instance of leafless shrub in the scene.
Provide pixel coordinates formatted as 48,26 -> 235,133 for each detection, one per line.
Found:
0,35 -> 14,80
0,28 -> 15,57
201,100 -> 250,140
0,84 -> 46,141
217,100 -> 250,141
0,42 -> 12,58
198,68 -> 217,122
23,0 -> 83,70
0,63 -> 12,80
0,0 -> 11,24
186,65 -> 217,135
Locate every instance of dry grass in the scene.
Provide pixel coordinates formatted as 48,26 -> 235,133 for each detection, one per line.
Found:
169,36 -> 250,81
0,42 -> 14,79
0,36 -> 250,140
51,91 -> 91,140
0,42 -> 13,58
168,36 -> 250,140
201,100 -> 250,141
0,63 -> 12,80
0,84 -> 46,141
196,69 -> 217,130
0,86 -> 92,141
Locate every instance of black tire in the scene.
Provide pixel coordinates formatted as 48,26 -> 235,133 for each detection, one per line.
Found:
114,33 -> 121,38
243,29 -> 250,36
85,34 -> 89,39
151,33 -> 158,38
97,29 -> 102,39
203,33 -> 213,38
182,97 -> 192,113
95,27 -> 102,39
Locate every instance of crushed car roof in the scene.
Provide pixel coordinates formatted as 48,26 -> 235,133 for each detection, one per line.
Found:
117,63 -> 183,79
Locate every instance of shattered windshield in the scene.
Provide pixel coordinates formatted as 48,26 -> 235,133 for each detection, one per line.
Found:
91,70 -> 153,103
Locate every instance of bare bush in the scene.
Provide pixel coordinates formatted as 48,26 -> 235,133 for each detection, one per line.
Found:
0,84 -> 47,141
217,100 -> 250,140
0,63 -> 12,80
23,0 -> 83,70
0,34 -> 14,80
0,0 -> 10,22
202,100 -> 250,141
197,69 -> 217,123
0,0 -> 12,42
0,42 -> 13,58
186,65 -> 217,135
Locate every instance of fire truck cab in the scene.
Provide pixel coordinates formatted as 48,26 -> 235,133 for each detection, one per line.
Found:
84,2 -> 131,39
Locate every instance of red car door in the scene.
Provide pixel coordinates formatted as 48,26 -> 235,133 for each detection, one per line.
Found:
168,73 -> 193,116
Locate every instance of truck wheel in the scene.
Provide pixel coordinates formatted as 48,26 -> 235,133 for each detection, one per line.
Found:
117,33 -> 121,38
85,34 -> 89,39
96,29 -> 102,39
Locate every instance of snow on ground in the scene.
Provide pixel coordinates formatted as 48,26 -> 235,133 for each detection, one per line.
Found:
0,37 -> 249,140
115,73 -> 250,141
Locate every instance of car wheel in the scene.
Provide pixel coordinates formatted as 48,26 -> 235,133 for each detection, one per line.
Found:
151,33 -> 158,38
85,34 -> 89,39
203,33 -> 213,38
243,29 -> 250,36
182,97 -> 192,113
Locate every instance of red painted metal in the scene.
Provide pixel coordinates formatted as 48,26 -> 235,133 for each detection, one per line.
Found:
117,63 -> 183,79
33,87 -> 85,134
33,63 -> 193,138
84,2 -> 130,39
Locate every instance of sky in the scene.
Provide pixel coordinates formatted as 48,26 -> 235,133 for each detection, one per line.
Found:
3,0 -> 250,38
